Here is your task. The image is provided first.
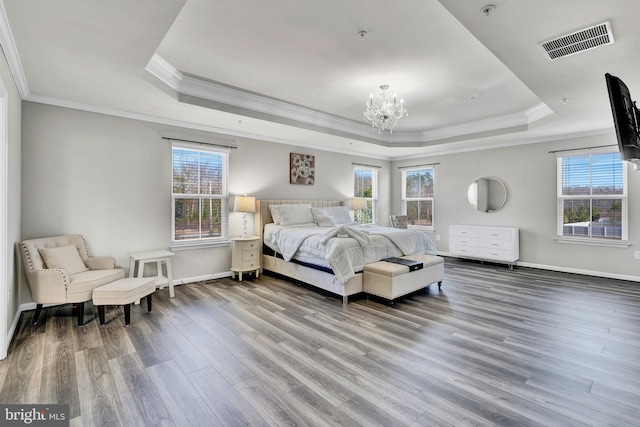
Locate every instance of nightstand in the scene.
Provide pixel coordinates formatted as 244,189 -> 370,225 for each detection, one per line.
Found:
230,236 -> 260,281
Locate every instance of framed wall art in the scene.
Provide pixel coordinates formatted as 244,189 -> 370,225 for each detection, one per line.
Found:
290,153 -> 315,185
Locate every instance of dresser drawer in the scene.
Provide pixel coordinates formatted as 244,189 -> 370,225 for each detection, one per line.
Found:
450,245 -> 479,257
450,226 -> 479,238
478,238 -> 513,251
450,224 -> 519,266
478,228 -> 513,241
479,247 -> 515,261
450,235 -> 478,248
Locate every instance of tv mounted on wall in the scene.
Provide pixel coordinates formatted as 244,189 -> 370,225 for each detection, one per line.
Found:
605,73 -> 640,170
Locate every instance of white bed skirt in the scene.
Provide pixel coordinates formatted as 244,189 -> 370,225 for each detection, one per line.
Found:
262,254 -> 363,303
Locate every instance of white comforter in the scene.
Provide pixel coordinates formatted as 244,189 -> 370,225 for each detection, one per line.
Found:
263,223 -> 437,284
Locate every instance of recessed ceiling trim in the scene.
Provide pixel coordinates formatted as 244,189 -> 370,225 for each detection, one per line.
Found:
538,21 -> 614,60
146,54 -> 554,148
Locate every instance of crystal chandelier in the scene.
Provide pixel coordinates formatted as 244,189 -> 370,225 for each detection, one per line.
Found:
363,84 -> 408,133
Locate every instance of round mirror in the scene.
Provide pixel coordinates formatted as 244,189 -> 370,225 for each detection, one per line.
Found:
467,177 -> 507,212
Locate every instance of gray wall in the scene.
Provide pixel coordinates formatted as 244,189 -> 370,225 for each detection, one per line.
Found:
392,134 -> 640,280
1,48 -> 22,348
20,101 -> 639,312
20,102 -> 390,304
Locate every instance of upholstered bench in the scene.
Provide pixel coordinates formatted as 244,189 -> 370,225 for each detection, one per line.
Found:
92,277 -> 156,325
363,254 -> 444,303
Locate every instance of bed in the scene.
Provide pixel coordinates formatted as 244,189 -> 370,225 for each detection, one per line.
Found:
255,200 -> 437,303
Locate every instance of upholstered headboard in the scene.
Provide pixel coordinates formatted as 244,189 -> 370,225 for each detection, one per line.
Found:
255,200 -> 344,242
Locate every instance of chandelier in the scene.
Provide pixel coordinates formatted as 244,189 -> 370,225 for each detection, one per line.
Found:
363,84 -> 408,133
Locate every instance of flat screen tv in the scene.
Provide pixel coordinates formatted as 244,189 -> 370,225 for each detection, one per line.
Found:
605,73 -> 640,169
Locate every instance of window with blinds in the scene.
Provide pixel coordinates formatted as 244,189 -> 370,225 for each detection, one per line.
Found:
401,166 -> 435,229
172,144 -> 229,244
557,151 -> 627,242
354,166 -> 377,224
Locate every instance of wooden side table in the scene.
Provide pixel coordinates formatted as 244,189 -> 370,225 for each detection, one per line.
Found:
230,236 -> 260,282
128,249 -> 175,298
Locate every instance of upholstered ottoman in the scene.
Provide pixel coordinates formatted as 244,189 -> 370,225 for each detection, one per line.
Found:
92,277 -> 156,325
363,254 -> 444,303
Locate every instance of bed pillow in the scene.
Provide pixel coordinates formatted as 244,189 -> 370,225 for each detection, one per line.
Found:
314,214 -> 337,227
269,204 -> 314,226
321,206 -> 353,225
38,245 -> 88,275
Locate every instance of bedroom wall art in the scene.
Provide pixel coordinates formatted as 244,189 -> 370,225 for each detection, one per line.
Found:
290,153 -> 315,185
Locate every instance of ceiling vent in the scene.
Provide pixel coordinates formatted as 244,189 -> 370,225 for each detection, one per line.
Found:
539,21 -> 614,60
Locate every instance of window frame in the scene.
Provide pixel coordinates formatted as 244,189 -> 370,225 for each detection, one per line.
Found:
353,166 -> 378,224
556,149 -> 628,247
171,142 -> 229,248
401,166 -> 435,231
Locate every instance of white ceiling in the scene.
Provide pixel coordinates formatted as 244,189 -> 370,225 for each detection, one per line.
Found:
3,0 -> 639,159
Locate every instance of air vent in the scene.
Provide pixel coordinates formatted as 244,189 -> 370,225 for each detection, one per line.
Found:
539,21 -> 614,60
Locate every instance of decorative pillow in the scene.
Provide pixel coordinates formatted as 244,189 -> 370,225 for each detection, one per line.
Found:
38,245 -> 88,275
390,215 -> 408,229
314,214 -> 337,227
321,206 -> 353,225
269,204 -> 314,226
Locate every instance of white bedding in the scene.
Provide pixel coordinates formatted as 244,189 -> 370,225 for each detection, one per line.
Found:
263,223 -> 437,284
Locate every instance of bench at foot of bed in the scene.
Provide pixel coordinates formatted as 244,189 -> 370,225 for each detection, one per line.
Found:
363,254 -> 444,304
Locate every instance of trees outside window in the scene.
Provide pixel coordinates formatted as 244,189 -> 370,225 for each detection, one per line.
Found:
354,166 -> 377,224
172,144 -> 228,243
402,167 -> 434,229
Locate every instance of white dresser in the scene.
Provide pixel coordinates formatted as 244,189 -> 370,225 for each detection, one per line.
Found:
449,225 -> 519,268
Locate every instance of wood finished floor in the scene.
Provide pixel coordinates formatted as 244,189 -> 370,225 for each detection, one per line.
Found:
1,258 -> 640,426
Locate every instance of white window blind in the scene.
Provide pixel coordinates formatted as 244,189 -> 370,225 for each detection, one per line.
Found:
172,143 -> 229,244
401,166 -> 435,229
557,151 -> 627,243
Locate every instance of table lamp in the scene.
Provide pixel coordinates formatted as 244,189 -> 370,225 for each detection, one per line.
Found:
233,195 -> 256,238
352,198 -> 367,223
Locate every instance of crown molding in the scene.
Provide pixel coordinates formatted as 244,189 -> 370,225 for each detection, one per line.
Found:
23,94 -> 391,160
146,54 -> 553,148
0,0 -> 29,98
389,127 -> 612,160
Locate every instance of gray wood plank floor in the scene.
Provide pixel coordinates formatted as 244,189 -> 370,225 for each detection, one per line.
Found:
2,258 -> 640,426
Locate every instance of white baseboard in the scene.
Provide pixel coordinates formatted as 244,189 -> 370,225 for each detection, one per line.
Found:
439,252 -> 640,283
515,261 -> 640,282
173,271 -> 233,285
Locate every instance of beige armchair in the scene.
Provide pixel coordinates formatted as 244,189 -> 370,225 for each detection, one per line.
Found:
20,234 -> 125,326
389,215 -> 408,229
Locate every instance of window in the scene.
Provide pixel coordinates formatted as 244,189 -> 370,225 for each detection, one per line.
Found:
401,166 -> 434,229
354,166 -> 377,224
557,151 -> 627,244
172,143 -> 229,245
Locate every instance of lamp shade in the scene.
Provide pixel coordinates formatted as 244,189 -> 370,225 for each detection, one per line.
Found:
233,196 -> 256,213
352,198 -> 367,210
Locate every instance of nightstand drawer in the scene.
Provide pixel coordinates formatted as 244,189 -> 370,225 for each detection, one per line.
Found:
242,260 -> 259,270
242,250 -> 258,261
239,240 -> 259,251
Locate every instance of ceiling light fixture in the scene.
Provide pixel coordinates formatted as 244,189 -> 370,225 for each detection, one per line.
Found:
363,85 -> 408,133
